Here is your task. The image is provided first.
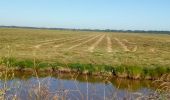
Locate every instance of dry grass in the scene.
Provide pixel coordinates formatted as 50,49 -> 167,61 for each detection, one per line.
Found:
0,28 -> 170,79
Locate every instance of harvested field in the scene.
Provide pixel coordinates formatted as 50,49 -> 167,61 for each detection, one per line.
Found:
0,28 -> 170,80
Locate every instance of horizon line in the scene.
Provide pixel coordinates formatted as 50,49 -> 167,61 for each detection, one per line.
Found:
1,25 -> 170,32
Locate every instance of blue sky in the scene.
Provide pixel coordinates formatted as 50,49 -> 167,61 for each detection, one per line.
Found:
0,0 -> 170,30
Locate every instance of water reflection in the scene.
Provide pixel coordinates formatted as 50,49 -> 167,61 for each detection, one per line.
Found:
0,71 -> 155,100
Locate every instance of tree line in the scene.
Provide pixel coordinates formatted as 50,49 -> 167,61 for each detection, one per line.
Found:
0,25 -> 170,35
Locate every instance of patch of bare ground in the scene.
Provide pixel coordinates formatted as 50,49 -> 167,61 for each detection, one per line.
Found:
88,35 -> 105,52
114,38 -> 130,52
67,35 -> 101,50
106,35 -> 113,52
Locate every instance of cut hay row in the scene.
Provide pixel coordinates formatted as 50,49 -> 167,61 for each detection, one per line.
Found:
67,34 -> 102,50
38,37 -> 67,44
33,36 -> 86,49
34,38 -> 69,49
53,35 -> 95,48
114,38 -> 130,52
132,46 -> 138,52
122,39 -> 138,52
13,38 -> 67,48
53,43 -> 65,48
88,34 -> 105,52
107,35 -> 113,52
37,34 -> 89,44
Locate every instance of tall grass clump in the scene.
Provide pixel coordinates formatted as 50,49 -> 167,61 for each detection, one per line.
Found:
149,74 -> 170,99
0,56 -> 170,80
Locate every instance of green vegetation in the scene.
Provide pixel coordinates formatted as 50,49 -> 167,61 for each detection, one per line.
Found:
0,57 -> 170,80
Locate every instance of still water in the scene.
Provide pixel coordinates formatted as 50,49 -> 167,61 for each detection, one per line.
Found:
0,71 -> 157,100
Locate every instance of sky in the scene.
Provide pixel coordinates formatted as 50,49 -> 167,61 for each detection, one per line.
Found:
0,0 -> 170,31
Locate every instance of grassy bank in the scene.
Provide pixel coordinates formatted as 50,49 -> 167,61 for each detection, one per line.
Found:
1,57 -> 170,80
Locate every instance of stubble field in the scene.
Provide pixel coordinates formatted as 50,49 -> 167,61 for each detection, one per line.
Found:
0,28 -> 170,79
